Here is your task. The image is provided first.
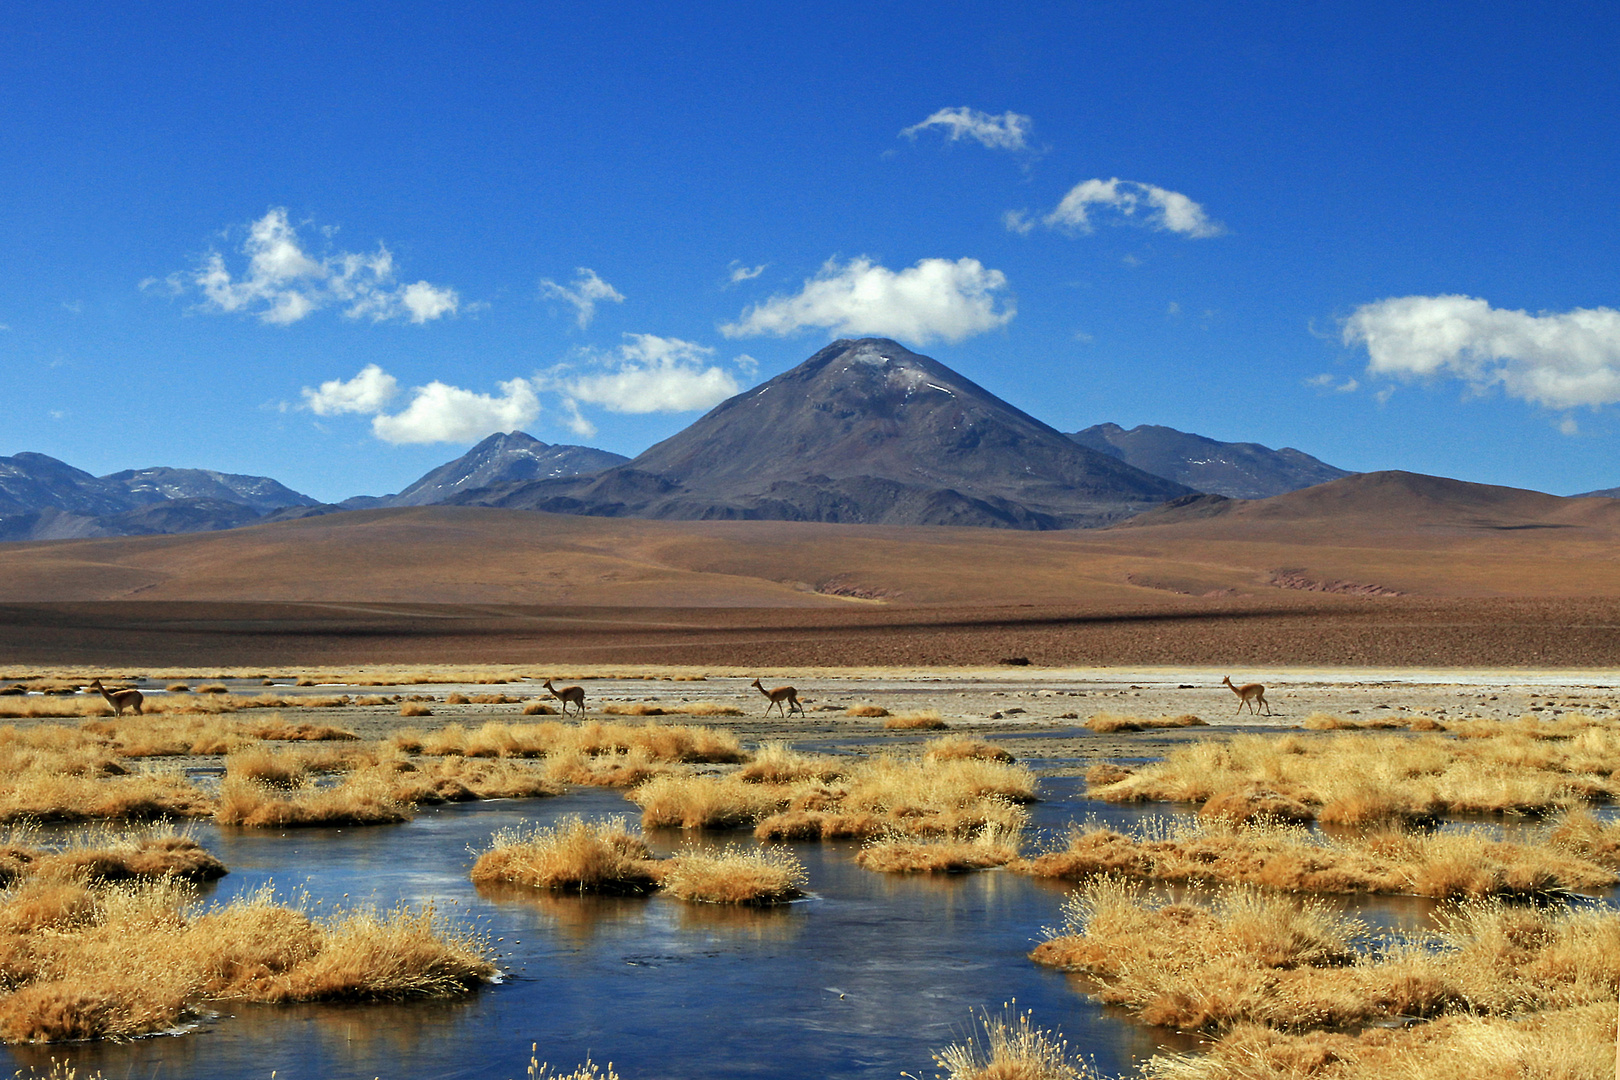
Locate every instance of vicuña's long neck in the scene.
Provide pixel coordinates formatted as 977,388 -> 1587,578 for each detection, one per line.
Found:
96,685 -> 117,704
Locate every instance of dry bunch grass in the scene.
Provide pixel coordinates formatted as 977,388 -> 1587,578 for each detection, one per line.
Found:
1031,877 -> 1620,1034
0,728 -> 212,823
1091,729 -> 1620,824
523,701 -> 558,716
471,816 -> 660,894
924,736 -> 1014,763
1138,1001 -> 1615,1080
884,710 -> 948,730
0,828 -> 225,886
928,1006 -> 1100,1080
1020,815 -> 1615,898
375,757 -> 563,804
602,702 -> 744,717
640,754 -> 1038,839
737,741 -> 846,784
0,881 -> 494,1042
846,704 -> 890,717
856,820 -> 1024,874
659,844 -> 806,904
1085,714 -> 1207,733
404,719 -> 744,764
400,702 -> 433,717
214,774 -> 410,828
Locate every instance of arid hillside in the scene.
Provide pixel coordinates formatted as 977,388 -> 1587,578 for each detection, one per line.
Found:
4,471 -> 1620,667
3,471 -> 1620,607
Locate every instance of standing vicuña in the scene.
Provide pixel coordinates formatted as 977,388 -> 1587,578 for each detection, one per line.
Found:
750,679 -> 803,717
542,679 -> 586,716
1221,676 -> 1271,716
87,678 -> 144,717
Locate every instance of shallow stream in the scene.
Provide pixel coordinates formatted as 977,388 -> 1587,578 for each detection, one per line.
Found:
3,778 -> 1604,1080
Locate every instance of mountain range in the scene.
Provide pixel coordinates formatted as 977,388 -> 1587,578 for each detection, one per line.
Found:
1069,423 -> 1351,500
3,338 -> 1373,540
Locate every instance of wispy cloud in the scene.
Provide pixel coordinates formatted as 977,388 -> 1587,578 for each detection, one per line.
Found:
538,268 -> 624,328
1039,178 -> 1223,238
148,208 -> 461,325
901,107 -> 1033,152
727,261 -> 767,286
1306,373 -> 1360,394
1344,295 -> 1620,410
557,334 -> 743,415
720,256 -> 1015,345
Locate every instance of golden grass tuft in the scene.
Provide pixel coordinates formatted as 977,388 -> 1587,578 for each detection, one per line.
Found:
0,881 -> 494,1042
631,773 -> 788,830
400,701 -> 433,717
0,829 -> 226,886
929,1006 -> 1098,1080
523,701 -> 558,716
214,774 -> 410,828
856,820 -> 1023,874
1085,713 -> 1207,733
470,815 -> 660,894
659,844 -> 806,904
1090,728 -> 1620,822
924,736 -> 1014,763
1018,815 -> 1615,898
737,741 -> 846,784
165,683 -> 191,693
883,710 -> 947,730
845,704 -> 890,717
377,757 -> 563,804
1032,877 -> 1620,1037
1084,762 -> 1135,787
601,702 -> 743,717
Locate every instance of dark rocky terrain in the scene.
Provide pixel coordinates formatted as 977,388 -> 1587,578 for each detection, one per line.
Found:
449,338 -> 1192,528
1070,422 -> 1351,499
0,453 -> 320,541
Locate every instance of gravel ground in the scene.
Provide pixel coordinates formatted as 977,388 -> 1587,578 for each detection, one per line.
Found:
67,668 -> 1620,779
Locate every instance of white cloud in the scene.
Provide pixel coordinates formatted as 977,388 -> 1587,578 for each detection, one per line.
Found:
371,378 -> 540,444
1001,210 -> 1035,236
561,334 -> 742,414
901,107 -> 1033,151
1343,295 -> 1620,410
538,268 -> 624,328
1559,416 -> 1580,435
1043,178 -> 1223,238
158,208 -> 461,325
719,256 -> 1015,345
302,364 -> 400,415
1306,373 -> 1359,393
727,261 -> 767,286
558,398 -> 598,439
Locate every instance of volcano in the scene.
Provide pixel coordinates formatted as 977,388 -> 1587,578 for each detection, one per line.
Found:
451,338 -> 1192,528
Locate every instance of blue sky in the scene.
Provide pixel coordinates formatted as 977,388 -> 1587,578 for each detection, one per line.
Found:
5,1 -> 1620,503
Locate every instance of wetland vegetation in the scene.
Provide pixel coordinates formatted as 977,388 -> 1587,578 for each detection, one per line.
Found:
0,665 -> 1613,1079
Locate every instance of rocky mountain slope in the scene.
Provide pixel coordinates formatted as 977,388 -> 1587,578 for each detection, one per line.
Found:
448,338 -> 1193,528
342,431 -> 628,509
1069,423 -> 1351,499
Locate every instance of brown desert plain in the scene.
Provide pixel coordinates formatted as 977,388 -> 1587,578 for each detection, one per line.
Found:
0,470 -> 1617,667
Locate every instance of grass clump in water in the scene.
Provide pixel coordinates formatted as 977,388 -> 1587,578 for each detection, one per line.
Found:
1030,877 -> 1620,1033
1018,815 -> 1614,898
884,710 -> 947,730
214,774 -> 410,828
927,1005 -> 1099,1080
0,880 -> 495,1042
857,820 -> 1024,874
1084,713 -> 1207,733
660,844 -> 806,905
924,736 -> 1014,763
471,815 -> 660,894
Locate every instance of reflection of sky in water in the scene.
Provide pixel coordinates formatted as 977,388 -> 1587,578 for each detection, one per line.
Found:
5,780 -> 1613,1079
